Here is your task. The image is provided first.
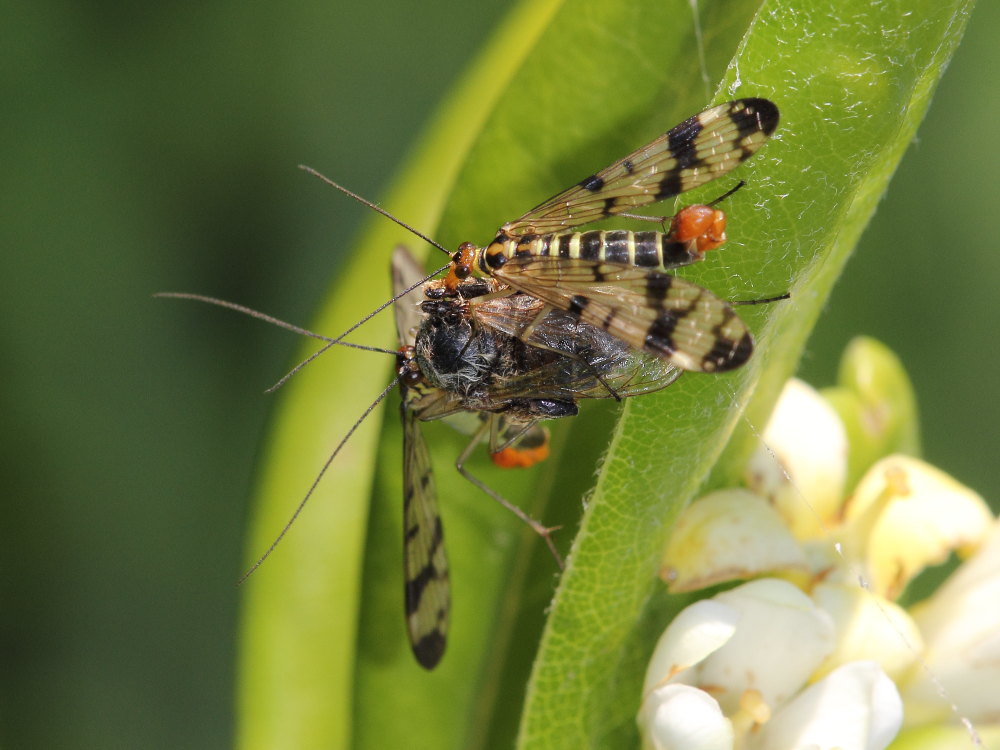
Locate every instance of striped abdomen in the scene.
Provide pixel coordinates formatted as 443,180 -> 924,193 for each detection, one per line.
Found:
483,229 -> 705,273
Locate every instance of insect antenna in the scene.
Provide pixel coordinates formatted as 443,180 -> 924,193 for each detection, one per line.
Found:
157,290 -> 407,581
237,376 -> 401,585
154,291 -> 397,355
263,260 -> 449,392
298,165 -> 452,257
155,291 -> 403,395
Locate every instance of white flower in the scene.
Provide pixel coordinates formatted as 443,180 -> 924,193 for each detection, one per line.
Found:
643,359 -> 1000,749
810,582 -> 921,682
671,379 -> 992,599
660,489 -> 808,592
844,456 -> 993,599
752,661 -> 902,750
900,520 -> 1000,725
745,378 -> 848,539
642,685 -> 733,750
639,579 -> 901,750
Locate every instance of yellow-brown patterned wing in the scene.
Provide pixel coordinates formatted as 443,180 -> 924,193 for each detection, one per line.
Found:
501,99 -> 778,237
393,246 -> 450,668
401,399 -> 449,669
493,256 -> 752,373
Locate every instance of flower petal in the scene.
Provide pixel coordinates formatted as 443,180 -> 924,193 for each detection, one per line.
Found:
746,379 -> 848,539
690,580 -> 835,715
847,456 -> 993,598
643,599 -> 739,695
902,521 -> 1000,723
639,684 -> 734,750
811,582 -> 922,680
752,661 -> 902,750
661,489 -> 809,592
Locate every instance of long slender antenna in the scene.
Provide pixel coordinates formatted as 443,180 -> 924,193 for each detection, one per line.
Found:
238,376 -> 401,585
299,165 -> 453,257
153,292 -> 398,356
264,261 -> 449,393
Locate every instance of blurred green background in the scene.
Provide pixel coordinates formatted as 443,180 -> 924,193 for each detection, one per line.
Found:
2,1 -> 996,747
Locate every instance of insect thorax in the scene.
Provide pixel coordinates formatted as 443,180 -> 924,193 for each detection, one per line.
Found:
413,296 -> 561,404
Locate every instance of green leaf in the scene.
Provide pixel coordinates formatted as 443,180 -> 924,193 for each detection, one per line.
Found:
235,0 -> 975,749
520,2 -> 977,749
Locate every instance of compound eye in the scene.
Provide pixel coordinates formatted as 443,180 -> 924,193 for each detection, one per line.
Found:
453,263 -> 471,280
401,368 -> 421,386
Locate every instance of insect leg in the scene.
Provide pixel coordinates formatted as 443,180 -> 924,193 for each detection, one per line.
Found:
613,180 -> 748,224
731,292 -> 791,306
512,302 -> 554,342
455,419 -> 564,569
487,415 -> 535,452
520,307 -> 625,401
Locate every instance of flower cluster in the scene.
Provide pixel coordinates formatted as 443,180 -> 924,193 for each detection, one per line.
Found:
639,339 -> 1000,750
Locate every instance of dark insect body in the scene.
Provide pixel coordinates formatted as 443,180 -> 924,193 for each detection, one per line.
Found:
391,247 -> 681,668
160,97 -> 781,671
